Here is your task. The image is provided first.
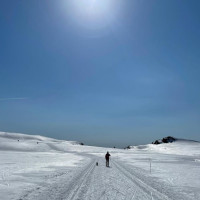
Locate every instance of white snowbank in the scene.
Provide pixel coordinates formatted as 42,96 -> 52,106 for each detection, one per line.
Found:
1,131 -> 200,200
130,138 -> 200,156
0,131 -> 80,152
0,131 -> 88,200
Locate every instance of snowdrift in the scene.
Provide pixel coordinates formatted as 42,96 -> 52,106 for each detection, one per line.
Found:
0,131 -> 81,152
130,138 -> 200,156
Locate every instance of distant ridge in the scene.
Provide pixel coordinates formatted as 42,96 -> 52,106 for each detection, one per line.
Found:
126,136 -> 200,156
152,136 -> 200,145
0,131 -> 82,152
0,131 -> 58,141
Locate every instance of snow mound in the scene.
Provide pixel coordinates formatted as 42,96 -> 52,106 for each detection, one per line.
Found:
0,131 -> 81,152
130,138 -> 200,156
0,131 -> 57,141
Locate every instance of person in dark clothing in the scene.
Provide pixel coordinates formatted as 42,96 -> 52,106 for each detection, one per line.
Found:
105,152 -> 111,167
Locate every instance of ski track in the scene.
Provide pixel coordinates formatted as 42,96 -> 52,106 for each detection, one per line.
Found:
18,156 -> 95,200
112,160 -> 170,200
19,155 -> 189,200
113,160 -> 198,200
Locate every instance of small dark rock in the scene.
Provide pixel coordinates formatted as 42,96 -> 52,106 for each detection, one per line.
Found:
153,140 -> 161,145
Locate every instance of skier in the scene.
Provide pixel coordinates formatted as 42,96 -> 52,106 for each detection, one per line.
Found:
105,152 -> 111,167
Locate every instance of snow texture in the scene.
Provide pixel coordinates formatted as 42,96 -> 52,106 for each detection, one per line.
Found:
0,131 -> 200,200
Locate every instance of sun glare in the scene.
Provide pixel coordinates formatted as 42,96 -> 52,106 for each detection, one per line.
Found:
74,0 -> 113,17
64,0 -> 121,32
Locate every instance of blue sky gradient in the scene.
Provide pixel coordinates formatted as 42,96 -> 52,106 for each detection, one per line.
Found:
0,0 -> 200,147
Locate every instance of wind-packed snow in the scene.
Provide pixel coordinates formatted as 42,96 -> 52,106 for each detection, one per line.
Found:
0,131 -> 200,200
131,138 -> 200,156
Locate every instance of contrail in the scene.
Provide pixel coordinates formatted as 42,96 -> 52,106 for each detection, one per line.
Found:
0,97 -> 28,101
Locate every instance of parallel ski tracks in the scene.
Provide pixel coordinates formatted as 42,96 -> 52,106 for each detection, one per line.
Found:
18,156 -> 181,200
112,160 -> 172,200
63,160 -> 95,200
19,158 -> 96,200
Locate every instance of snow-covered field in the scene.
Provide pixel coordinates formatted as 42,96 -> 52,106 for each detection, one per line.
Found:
0,131 -> 200,200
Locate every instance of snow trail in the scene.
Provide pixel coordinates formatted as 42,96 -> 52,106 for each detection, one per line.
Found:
1,132 -> 199,200
18,155 -> 178,200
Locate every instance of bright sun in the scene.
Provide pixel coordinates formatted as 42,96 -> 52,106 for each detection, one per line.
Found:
73,0 -> 113,17
64,0 -> 121,31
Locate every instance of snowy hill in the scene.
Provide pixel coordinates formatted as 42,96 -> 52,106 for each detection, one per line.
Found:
0,131 -> 81,152
129,137 -> 200,156
0,131 -> 200,200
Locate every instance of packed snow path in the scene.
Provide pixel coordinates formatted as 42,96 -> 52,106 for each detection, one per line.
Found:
1,132 -> 199,200
18,155 -> 182,200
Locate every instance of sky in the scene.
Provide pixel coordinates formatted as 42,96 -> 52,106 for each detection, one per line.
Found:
0,0 -> 200,148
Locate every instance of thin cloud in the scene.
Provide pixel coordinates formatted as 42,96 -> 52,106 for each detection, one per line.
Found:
0,97 -> 28,101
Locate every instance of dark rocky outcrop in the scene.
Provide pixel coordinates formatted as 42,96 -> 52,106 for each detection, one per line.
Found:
124,145 -> 131,149
162,136 -> 176,143
153,136 -> 176,145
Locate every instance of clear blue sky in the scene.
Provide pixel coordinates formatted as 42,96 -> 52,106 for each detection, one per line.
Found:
0,0 -> 200,147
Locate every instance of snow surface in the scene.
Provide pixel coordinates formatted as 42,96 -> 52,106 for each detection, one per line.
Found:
0,131 -> 200,200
